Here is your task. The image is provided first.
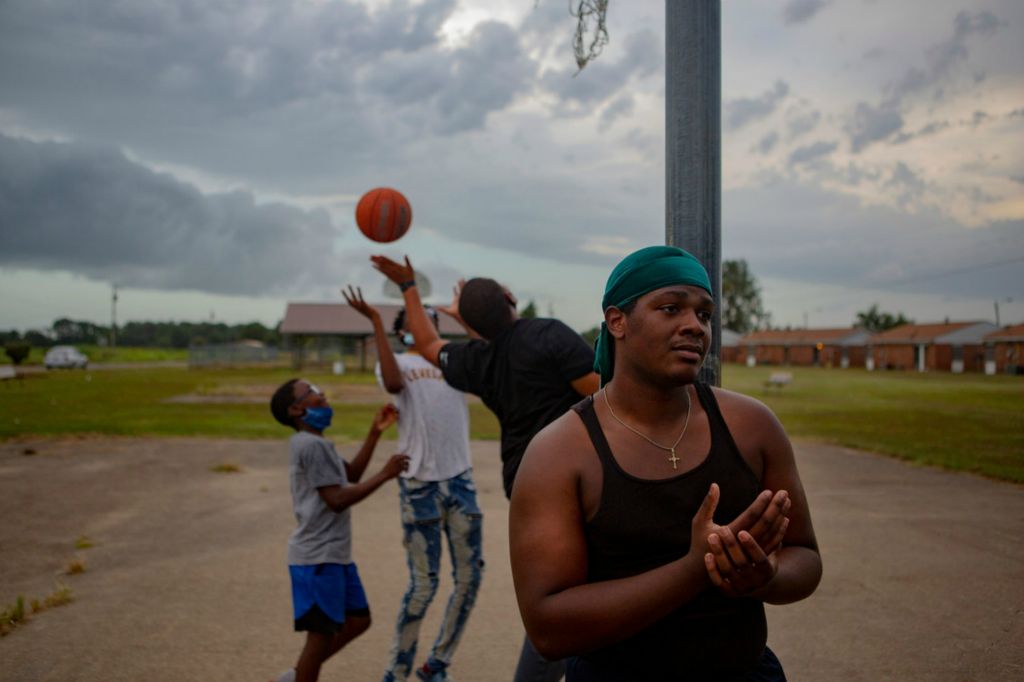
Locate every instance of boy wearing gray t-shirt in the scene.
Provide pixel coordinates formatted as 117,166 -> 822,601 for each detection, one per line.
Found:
270,378 -> 410,682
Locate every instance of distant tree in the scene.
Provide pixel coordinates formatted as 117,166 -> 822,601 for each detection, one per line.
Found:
581,325 -> 601,346
3,341 -> 30,365
722,259 -> 770,334
24,330 -> 53,347
855,304 -> 911,332
52,318 -> 106,344
520,300 -> 538,319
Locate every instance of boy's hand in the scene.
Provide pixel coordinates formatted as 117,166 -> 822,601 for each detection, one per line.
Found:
373,404 -> 399,433
370,255 -> 415,286
342,285 -> 379,320
382,454 -> 410,479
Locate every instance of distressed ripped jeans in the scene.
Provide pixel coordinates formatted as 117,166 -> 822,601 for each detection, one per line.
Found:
382,470 -> 484,681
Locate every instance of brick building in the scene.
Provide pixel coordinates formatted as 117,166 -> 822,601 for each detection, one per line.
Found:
737,328 -> 870,368
867,321 -> 998,373
984,323 -> 1024,375
720,328 -> 741,364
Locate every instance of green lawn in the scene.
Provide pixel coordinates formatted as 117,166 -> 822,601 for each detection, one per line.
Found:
722,366 -> 1024,483
1,364 -> 1020,483
0,366 -> 500,443
21,345 -> 189,365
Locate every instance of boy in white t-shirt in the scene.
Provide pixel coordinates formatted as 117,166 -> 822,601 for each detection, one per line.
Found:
344,287 -> 483,682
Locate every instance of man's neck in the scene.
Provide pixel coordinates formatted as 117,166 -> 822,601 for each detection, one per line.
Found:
605,373 -> 692,426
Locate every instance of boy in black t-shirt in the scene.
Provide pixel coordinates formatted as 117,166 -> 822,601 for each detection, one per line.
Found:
365,255 -> 599,682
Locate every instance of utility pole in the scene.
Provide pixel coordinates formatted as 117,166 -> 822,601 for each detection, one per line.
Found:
110,284 -> 118,349
994,298 -> 1014,327
665,1 -> 721,385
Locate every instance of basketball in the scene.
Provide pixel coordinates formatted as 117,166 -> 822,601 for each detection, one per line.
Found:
355,187 -> 413,243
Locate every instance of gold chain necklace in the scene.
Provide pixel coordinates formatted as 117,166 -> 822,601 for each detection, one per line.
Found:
603,385 -> 692,469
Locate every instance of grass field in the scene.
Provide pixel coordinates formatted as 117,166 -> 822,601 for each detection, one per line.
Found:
1,364 -> 1020,482
21,346 -> 189,365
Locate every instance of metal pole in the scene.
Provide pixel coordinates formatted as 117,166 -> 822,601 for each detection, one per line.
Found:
665,1 -> 721,386
110,284 -> 118,349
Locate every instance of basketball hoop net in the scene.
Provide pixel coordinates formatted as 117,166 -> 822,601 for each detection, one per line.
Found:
570,0 -> 609,73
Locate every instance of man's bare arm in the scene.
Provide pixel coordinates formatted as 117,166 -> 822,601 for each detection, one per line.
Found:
319,453 -> 408,512
344,404 -> 397,482
370,255 -> 447,365
570,372 -> 600,397
511,414 -> 722,660
343,285 -> 403,393
707,391 -> 822,604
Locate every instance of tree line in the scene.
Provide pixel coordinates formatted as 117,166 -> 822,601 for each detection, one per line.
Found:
2,262 -> 913,364
1,318 -> 282,350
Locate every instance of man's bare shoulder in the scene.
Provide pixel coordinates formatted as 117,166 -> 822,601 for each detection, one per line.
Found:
709,386 -> 784,430
518,404 -> 592,476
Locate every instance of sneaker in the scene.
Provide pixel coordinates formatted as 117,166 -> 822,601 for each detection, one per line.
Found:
415,662 -> 451,681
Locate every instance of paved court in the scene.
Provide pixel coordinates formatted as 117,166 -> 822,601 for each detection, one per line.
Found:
0,436 -> 1021,681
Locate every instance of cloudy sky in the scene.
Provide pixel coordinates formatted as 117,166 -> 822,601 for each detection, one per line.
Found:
1,0 -> 1022,334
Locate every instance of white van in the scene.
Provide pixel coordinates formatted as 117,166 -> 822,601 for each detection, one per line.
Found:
44,346 -> 89,369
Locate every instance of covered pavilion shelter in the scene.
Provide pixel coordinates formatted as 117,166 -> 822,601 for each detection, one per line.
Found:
279,302 -> 467,371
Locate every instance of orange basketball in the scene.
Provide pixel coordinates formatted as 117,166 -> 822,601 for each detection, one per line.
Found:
355,187 -> 413,243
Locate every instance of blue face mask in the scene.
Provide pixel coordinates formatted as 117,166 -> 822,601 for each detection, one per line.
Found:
302,406 -> 333,431
402,332 -> 415,347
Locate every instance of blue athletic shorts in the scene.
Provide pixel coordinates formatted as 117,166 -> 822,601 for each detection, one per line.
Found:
289,562 -> 370,633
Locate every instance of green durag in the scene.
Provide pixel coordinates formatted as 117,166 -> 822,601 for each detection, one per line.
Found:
594,245 -> 713,386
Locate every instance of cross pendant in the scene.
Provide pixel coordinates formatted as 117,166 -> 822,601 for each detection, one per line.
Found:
668,448 -> 680,469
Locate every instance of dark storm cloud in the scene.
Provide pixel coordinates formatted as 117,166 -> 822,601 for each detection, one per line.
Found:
844,10 -> 1004,153
539,29 -> 661,113
845,101 -> 904,152
786,109 -> 822,139
0,134 -> 339,296
363,20 -> 537,133
788,140 -> 838,165
599,95 -> 636,131
782,0 -> 830,26
0,0 -> 541,192
756,131 -> 780,155
725,81 -> 790,131
884,162 -> 927,205
723,180 -> 1024,298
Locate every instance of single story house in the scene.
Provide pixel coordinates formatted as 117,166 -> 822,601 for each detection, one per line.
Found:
867,321 -> 998,373
737,328 -> 871,368
719,328 -> 741,364
280,302 -> 466,370
983,323 -> 1024,375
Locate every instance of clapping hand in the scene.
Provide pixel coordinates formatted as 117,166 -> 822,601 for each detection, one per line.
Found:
691,484 -> 790,597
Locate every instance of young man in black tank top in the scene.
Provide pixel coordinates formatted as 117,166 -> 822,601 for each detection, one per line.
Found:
509,246 -> 821,681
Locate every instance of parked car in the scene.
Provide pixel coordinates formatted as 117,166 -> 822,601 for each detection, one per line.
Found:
44,346 -> 89,369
